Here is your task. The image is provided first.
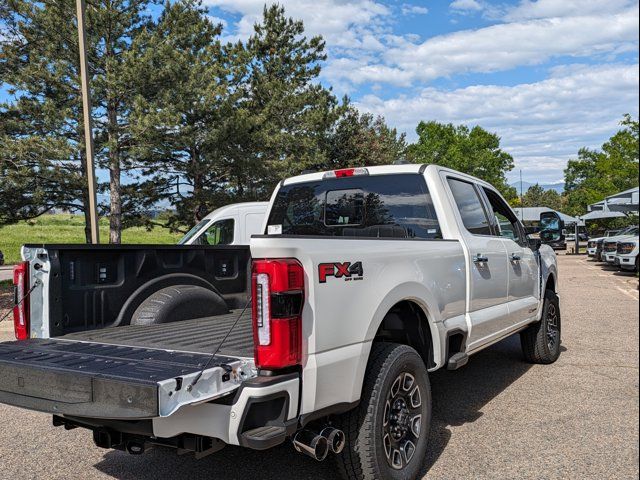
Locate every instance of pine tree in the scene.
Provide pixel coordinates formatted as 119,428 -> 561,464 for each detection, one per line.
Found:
236,4 -> 339,195
127,0 -> 231,227
1,0 -> 95,238
0,0 -> 160,242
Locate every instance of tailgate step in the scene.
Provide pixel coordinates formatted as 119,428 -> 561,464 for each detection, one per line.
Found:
240,426 -> 287,450
0,339 -> 255,419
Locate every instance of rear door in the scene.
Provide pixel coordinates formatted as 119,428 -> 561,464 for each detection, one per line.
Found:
445,176 -> 510,348
480,187 -> 539,325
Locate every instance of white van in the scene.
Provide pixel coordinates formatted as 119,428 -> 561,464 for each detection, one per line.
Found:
178,202 -> 268,246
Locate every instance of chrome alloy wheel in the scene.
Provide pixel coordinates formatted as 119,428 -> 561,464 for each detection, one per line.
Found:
382,372 -> 423,470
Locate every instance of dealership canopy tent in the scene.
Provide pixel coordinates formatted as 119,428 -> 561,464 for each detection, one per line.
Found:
579,210 -> 627,221
587,187 -> 639,215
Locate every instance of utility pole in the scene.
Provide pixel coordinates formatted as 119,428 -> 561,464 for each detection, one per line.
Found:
76,0 -> 100,244
519,169 -> 523,221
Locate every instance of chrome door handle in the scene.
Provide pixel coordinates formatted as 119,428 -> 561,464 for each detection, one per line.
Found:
511,253 -> 521,261
473,254 -> 489,263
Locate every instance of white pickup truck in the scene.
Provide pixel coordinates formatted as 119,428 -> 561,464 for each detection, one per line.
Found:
1,165 -> 561,480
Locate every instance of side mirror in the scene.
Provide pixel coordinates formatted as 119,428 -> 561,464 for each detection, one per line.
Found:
539,211 -> 565,245
527,235 -> 542,251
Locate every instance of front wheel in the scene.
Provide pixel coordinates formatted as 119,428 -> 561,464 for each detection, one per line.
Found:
335,343 -> 431,480
520,289 -> 561,364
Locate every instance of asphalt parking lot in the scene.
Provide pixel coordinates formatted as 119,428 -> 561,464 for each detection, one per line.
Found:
0,254 -> 638,480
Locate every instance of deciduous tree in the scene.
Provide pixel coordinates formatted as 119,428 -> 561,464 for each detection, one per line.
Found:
564,114 -> 639,216
407,121 -> 516,200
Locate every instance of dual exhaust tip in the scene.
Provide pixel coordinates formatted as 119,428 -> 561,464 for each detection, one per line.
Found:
293,428 -> 345,461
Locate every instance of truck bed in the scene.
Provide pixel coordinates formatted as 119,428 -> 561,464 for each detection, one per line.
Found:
0,310 -> 255,420
60,309 -> 253,358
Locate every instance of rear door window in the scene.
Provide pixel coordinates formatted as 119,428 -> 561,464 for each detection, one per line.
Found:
267,174 -> 441,239
447,178 -> 492,235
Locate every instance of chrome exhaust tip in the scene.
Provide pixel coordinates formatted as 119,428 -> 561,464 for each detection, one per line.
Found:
293,430 -> 329,461
320,427 -> 345,454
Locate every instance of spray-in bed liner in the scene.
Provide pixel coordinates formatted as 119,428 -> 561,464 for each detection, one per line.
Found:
61,308 -> 254,358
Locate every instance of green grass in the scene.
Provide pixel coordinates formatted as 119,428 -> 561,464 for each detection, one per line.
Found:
0,214 -> 182,265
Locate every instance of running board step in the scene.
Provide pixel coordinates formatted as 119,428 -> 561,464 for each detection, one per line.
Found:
240,426 -> 287,450
447,352 -> 468,370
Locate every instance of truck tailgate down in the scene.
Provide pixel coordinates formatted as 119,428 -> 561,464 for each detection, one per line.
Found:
0,311 -> 256,420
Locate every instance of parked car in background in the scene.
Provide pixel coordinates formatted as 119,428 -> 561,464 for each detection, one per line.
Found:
603,226 -> 639,264
615,235 -> 639,272
178,202 -> 268,246
588,229 -> 622,259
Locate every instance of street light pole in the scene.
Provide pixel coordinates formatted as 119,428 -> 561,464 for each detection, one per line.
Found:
76,0 -> 100,244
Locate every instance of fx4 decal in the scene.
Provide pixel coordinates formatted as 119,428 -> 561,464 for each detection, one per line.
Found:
318,261 -> 364,283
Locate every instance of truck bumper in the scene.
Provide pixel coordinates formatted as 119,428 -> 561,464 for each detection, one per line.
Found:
604,253 -> 617,263
152,373 -> 300,449
617,254 -> 638,271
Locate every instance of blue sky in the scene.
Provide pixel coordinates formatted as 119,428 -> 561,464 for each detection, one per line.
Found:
206,0 -> 639,184
2,0 -> 638,186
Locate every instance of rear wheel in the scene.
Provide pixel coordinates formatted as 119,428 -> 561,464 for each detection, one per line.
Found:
520,289 -> 561,364
335,343 -> 431,480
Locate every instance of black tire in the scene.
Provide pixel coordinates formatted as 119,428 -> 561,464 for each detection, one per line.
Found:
335,343 -> 431,480
130,285 -> 228,326
520,289 -> 561,364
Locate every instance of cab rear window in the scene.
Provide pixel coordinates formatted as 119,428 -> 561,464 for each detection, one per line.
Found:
266,173 -> 441,239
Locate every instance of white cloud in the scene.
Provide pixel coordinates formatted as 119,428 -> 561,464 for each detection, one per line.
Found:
393,9 -> 637,81
207,15 -> 228,29
402,4 -> 429,16
450,0 -> 484,13
355,64 -> 640,182
204,0 -> 390,48
503,0 -> 637,21
206,0 -> 638,89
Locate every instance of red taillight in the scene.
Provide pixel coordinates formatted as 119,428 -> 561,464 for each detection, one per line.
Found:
13,261 -> 30,340
251,259 -> 304,370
